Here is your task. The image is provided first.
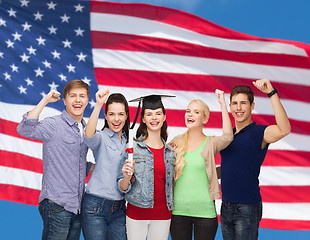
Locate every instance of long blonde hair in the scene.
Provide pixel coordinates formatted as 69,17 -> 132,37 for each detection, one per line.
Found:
174,100 -> 210,181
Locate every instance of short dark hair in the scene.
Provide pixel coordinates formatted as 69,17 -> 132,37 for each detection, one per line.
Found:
102,93 -> 130,140
63,80 -> 90,99
230,85 -> 254,105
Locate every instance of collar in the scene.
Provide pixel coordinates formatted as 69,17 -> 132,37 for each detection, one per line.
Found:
234,122 -> 256,135
103,127 -> 126,140
61,110 -> 86,127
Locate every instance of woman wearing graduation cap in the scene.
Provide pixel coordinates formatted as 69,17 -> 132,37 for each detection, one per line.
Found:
169,90 -> 233,240
118,94 -> 176,240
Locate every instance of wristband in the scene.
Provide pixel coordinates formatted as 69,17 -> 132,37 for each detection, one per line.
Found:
267,87 -> 278,97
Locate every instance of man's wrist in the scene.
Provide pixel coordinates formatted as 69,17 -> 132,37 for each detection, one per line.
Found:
267,87 -> 278,97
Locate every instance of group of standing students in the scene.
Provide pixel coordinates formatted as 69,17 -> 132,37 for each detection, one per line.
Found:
17,78 -> 291,240
81,86 -> 230,240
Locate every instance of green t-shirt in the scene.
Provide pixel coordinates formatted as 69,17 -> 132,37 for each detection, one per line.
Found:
172,136 -> 217,218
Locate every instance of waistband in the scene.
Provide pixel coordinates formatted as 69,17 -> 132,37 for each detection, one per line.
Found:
83,192 -> 125,209
222,201 -> 262,206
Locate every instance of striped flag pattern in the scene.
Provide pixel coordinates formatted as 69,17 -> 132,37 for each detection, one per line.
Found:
1,0 -> 310,231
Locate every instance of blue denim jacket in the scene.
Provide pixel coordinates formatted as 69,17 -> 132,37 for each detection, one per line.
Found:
117,137 -> 175,210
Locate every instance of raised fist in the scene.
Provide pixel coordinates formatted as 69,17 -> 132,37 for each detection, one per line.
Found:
95,88 -> 110,104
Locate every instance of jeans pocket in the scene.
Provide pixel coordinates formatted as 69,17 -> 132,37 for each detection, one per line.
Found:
82,199 -> 101,215
48,200 -> 65,214
235,204 -> 254,219
134,158 -> 146,174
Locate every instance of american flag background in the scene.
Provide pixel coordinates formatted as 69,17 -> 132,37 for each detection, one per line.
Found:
1,0 -> 310,233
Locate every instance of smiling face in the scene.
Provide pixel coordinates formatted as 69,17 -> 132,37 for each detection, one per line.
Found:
230,93 -> 254,126
185,101 -> 209,129
106,102 -> 127,135
63,87 -> 88,122
142,108 -> 166,133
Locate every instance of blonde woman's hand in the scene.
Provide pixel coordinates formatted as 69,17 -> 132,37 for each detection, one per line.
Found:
215,89 -> 225,105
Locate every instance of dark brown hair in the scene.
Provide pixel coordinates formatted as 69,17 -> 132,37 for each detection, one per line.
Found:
102,93 -> 130,140
136,107 -> 168,142
230,85 -> 254,105
63,79 -> 90,99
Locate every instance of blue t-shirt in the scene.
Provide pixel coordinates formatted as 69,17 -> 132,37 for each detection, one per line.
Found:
220,122 -> 269,204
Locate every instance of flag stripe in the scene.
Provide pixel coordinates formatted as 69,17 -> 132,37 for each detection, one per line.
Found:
0,166 -> 41,190
0,118 -> 42,143
0,134 -> 42,160
259,167 -> 310,186
0,150 -> 43,173
261,150 -> 310,167
261,186 -> 310,203
91,31 -> 310,69
95,68 -> 310,103
260,218 -> 310,231
0,184 -> 40,206
215,150 -> 310,167
92,49 -> 310,86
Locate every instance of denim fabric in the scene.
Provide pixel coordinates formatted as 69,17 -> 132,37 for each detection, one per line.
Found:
81,193 -> 127,240
117,137 -> 175,210
220,202 -> 262,240
39,199 -> 81,240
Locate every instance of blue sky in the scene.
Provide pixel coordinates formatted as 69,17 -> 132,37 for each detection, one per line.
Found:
1,0 -> 310,239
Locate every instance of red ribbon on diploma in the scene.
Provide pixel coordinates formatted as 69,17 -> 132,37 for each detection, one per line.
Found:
126,148 -> 133,154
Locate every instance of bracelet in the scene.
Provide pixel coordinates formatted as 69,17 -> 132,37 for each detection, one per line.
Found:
267,87 -> 278,97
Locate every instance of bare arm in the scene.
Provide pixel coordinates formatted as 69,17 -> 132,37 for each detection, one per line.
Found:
85,88 -> 109,138
27,90 -> 60,119
252,79 -> 291,148
216,89 -> 233,136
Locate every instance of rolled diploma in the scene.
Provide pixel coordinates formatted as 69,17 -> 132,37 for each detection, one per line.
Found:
128,129 -> 134,175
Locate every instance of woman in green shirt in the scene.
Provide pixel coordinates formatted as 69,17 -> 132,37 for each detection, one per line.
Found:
170,90 -> 233,240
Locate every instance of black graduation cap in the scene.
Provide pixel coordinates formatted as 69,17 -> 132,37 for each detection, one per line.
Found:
129,94 -> 175,129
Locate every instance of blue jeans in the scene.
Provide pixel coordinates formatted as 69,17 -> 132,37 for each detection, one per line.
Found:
81,193 -> 127,240
38,199 -> 81,240
220,202 -> 262,240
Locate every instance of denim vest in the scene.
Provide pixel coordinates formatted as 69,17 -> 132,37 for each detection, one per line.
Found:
118,137 -> 175,210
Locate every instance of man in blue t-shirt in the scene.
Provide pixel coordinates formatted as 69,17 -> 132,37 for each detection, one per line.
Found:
220,78 -> 291,240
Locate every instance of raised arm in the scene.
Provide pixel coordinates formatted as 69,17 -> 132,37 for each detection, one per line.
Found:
27,90 -> 61,119
252,79 -> 291,147
85,88 -> 109,138
215,89 -> 233,136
